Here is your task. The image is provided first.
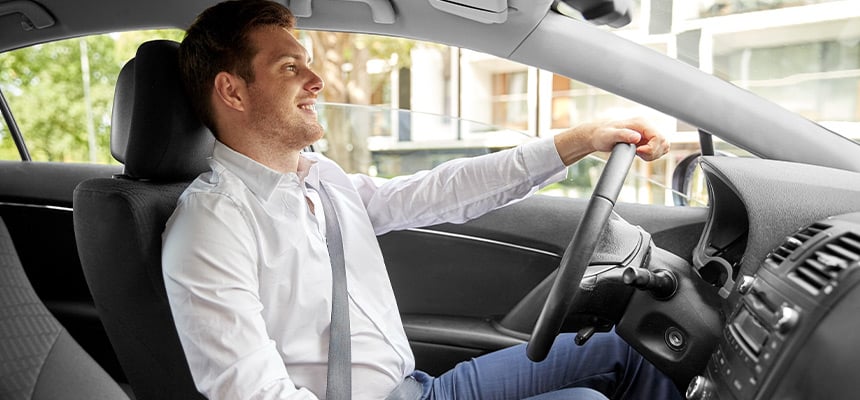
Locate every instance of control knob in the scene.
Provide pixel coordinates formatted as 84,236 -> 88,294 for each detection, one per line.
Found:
686,375 -> 714,400
775,306 -> 800,334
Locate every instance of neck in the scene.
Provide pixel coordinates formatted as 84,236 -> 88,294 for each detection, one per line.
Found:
266,150 -> 302,174
219,136 -> 304,174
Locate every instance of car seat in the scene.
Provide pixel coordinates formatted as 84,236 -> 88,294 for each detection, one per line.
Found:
0,216 -> 131,400
73,40 -> 213,400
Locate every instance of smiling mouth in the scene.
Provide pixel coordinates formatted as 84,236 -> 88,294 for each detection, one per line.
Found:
298,104 -> 316,113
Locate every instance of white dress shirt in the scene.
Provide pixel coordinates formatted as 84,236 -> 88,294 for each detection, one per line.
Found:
162,137 -> 566,399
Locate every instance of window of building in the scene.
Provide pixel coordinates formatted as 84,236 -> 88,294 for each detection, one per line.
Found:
492,71 -> 529,131
697,0 -> 842,18
550,75 -> 649,129
715,39 -> 860,125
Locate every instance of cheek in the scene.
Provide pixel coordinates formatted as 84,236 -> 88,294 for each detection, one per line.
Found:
251,89 -> 284,113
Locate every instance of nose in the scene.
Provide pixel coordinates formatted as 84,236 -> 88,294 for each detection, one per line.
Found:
305,69 -> 324,94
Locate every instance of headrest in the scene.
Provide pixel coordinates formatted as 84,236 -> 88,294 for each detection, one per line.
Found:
111,40 -> 214,181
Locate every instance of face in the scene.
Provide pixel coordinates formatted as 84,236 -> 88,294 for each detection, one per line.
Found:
243,26 -> 324,151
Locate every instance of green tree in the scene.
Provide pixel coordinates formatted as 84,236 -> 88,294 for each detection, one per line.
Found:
0,29 -> 183,163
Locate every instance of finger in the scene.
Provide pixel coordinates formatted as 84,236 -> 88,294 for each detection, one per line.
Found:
620,128 -> 643,145
621,118 -> 660,143
636,136 -> 669,161
636,145 -> 657,161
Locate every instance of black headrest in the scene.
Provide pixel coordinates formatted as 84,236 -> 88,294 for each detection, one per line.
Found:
111,40 -> 214,181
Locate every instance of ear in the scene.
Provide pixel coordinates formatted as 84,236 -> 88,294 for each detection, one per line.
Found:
213,71 -> 247,112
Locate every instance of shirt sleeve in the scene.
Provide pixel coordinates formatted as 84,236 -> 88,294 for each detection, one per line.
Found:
350,136 -> 566,235
162,191 -> 319,400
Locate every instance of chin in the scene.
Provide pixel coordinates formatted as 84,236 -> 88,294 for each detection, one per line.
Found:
310,127 -> 324,143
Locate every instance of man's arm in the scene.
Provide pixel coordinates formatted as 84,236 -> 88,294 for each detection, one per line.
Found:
162,192 -> 318,400
552,117 -> 670,165
350,136 -> 564,235
350,118 -> 669,235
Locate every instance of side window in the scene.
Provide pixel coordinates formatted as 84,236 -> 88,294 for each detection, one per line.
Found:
0,29 -> 184,163
305,31 -> 693,207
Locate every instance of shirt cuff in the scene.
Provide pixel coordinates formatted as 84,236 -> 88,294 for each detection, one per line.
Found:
520,137 -> 566,186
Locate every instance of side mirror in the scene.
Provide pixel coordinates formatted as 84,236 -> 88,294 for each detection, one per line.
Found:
673,151 -> 738,206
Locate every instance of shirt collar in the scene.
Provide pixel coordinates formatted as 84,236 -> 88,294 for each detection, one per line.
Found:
211,140 -> 318,202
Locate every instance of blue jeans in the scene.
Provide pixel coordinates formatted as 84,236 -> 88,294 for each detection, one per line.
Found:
412,331 -> 682,400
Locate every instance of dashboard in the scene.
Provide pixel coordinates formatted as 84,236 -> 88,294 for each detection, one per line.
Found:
685,156 -> 860,400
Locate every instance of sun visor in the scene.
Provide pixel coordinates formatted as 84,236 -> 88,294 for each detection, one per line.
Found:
428,0 -> 508,24
289,0 -> 395,24
0,0 -> 55,31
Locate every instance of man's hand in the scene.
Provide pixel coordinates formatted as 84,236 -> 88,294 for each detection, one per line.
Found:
553,117 -> 670,166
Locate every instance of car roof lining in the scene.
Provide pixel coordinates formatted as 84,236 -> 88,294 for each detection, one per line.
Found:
0,0 -> 551,56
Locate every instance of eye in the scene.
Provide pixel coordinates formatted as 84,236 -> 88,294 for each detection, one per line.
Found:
283,64 -> 297,72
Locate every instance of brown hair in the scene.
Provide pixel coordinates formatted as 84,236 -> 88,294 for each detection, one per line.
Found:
178,0 -> 296,133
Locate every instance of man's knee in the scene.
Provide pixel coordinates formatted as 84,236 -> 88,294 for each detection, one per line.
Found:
524,387 -> 608,400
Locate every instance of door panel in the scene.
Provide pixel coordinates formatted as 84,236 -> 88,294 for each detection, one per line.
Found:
380,194 -> 708,374
382,228 -> 559,318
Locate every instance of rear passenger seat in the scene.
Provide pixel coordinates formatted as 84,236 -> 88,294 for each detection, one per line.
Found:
0,216 -> 131,399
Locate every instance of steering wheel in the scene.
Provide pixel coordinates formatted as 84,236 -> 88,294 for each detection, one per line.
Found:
526,142 -> 637,362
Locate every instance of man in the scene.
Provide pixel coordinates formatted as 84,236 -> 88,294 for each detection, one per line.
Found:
163,0 -> 679,399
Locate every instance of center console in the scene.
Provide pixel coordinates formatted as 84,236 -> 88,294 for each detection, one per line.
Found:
686,213 -> 860,400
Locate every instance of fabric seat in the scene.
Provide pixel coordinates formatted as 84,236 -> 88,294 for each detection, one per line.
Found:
0,216 -> 130,400
73,40 -> 213,400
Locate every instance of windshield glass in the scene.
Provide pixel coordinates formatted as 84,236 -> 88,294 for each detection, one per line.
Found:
611,0 -> 860,141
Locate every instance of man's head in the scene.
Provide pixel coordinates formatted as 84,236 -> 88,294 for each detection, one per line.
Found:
179,0 -> 325,168
178,0 -> 296,134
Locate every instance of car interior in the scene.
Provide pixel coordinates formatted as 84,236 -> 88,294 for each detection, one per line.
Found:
2,0 -> 860,399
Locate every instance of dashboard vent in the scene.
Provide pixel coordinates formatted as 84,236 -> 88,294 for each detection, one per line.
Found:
787,231 -> 860,296
766,223 -> 830,267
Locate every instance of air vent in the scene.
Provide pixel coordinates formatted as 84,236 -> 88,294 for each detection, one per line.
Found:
787,232 -> 860,296
766,223 -> 830,267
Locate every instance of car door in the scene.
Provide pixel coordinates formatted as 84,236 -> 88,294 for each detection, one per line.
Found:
382,194 -> 707,375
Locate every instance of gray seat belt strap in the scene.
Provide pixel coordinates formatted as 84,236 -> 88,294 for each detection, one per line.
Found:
317,182 -> 352,399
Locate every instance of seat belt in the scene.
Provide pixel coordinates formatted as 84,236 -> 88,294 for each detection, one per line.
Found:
317,182 -> 352,399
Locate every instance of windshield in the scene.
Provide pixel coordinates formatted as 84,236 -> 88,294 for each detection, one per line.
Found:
610,0 -> 860,141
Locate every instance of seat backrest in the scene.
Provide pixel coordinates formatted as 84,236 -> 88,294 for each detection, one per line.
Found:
73,40 -> 213,400
0,216 -> 130,400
